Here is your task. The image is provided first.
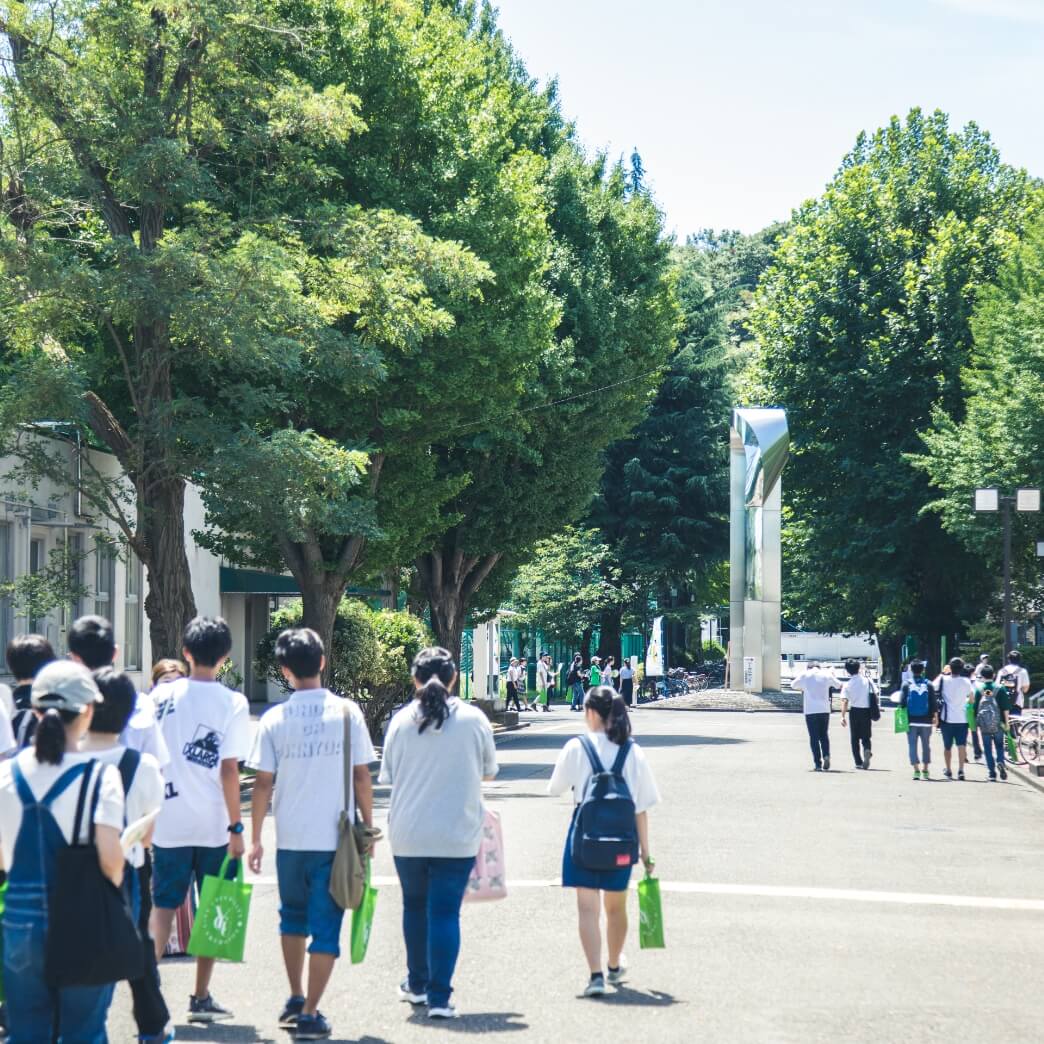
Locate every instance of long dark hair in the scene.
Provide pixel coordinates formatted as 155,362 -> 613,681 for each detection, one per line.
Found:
412,646 -> 455,734
35,708 -> 81,765
584,686 -> 631,746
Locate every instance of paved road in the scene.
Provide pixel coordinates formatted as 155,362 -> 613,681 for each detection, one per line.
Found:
109,705 -> 1044,1043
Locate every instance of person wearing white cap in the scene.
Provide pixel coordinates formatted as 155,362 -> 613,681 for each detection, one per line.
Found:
0,660 -> 126,1040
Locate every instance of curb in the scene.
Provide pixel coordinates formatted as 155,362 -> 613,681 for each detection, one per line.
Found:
1006,762 -> 1044,795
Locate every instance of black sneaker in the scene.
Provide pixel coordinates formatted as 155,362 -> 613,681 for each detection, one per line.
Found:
279,995 -> 306,1028
958,770 -> 966,780
943,769 -> 953,779
1000,767 -> 1008,781
295,1012 -> 332,1040
863,751 -> 872,769
823,757 -> 830,771
854,761 -> 864,769
188,994 -> 232,1023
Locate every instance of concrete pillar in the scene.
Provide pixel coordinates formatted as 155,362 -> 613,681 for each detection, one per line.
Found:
729,431 -> 746,691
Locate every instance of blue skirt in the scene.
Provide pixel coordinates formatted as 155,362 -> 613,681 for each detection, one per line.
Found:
561,808 -> 633,892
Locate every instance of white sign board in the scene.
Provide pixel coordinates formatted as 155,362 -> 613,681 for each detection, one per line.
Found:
743,656 -> 755,690
646,616 -> 665,677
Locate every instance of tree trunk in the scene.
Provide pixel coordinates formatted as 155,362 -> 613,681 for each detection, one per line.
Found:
879,633 -> 902,690
141,475 -> 198,659
580,628 -> 592,666
298,576 -> 345,690
598,604 -> 623,665
429,593 -> 466,664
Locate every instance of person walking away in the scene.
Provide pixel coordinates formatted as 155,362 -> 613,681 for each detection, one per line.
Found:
380,648 -> 497,1020
901,661 -> 937,780
997,651 -> 1031,718
791,662 -> 840,771
568,655 -> 585,712
248,629 -> 376,1040
544,655 -> 557,711
6,635 -> 55,751
83,668 -> 169,1042
0,661 -> 125,1041
961,661 -> 984,761
973,654 -> 991,681
935,657 -> 973,781
518,658 -> 531,710
589,657 -> 603,688
619,659 -> 635,707
548,687 -> 659,997
68,614 -> 170,770
505,658 -> 522,713
602,656 -> 616,692
149,617 -> 251,1024
839,659 -> 875,769
974,666 -> 1011,782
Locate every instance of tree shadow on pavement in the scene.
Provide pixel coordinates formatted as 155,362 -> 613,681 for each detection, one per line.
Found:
494,734 -> 747,752
591,986 -> 679,1007
406,1011 -> 528,1033
173,1027 -> 278,1044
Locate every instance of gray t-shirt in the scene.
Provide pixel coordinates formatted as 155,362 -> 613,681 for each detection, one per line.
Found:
379,698 -> 498,858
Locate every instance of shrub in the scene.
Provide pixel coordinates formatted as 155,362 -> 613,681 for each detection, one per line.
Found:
701,640 -> 726,663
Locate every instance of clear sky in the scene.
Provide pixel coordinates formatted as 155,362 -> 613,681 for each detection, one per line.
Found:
492,0 -> 1044,237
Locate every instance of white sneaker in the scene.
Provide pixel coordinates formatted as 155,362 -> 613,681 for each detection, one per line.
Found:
397,980 -> 427,1005
607,959 -> 627,986
428,1006 -> 459,1019
583,974 -> 607,997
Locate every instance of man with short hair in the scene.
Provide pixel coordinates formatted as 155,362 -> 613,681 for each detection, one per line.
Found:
5,634 -> 53,750
248,628 -> 376,1040
974,665 -> 1011,782
997,651 -> 1031,715
150,617 -> 251,1025
791,662 -> 841,771
567,654 -> 584,712
839,659 -> 875,769
901,660 -> 937,780
67,615 -> 169,768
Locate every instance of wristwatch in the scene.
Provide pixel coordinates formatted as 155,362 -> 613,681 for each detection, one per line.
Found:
228,822 -> 245,836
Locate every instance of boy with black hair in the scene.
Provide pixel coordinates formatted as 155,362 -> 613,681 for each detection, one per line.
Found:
247,628 -> 375,1040
974,665 -> 1011,782
839,659 -> 875,769
900,661 -> 937,780
5,634 -> 53,750
83,668 -> 169,1043
997,650 -> 1031,715
150,617 -> 250,1025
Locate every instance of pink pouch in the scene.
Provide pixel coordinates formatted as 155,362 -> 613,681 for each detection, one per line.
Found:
463,808 -> 507,903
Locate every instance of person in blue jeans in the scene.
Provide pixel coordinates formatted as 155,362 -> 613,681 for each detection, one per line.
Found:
0,661 -> 126,1043
974,667 -> 1011,782
380,648 -> 498,1019
568,655 -> 585,712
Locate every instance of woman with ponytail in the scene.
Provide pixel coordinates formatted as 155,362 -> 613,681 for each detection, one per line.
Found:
0,661 -> 125,1040
548,686 -> 660,997
379,647 -> 498,1019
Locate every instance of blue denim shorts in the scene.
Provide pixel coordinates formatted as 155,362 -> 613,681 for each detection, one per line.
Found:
941,722 -> 969,749
152,844 -> 230,910
561,809 -> 633,892
276,850 -> 345,956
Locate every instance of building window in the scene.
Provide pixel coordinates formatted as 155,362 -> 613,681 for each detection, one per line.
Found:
29,538 -> 46,634
94,538 -> 116,620
0,523 -> 11,657
124,554 -> 143,671
66,533 -> 85,624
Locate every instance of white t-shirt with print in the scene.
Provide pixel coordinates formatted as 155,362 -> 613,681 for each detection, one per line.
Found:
841,674 -> 873,709
247,690 -> 375,852
548,732 -> 661,813
87,744 -> 165,868
792,668 -> 840,714
935,675 -> 974,724
152,678 -> 251,848
120,692 -> 171,770
0,701 -> 15,758
0,750 -> 124,871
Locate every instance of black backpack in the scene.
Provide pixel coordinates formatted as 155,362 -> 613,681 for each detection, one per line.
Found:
571,737 -> 639,872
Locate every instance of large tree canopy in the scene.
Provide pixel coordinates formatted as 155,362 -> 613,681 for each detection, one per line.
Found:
749,109 -> 1033,676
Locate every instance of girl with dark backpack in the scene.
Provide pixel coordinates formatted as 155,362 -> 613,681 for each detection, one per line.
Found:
548,687 -> 660,997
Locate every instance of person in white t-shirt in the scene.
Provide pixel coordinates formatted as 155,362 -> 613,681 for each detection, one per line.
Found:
997,651 -> 1031,713
505,659 -> 523,712
839,659 -> 876,769
548,686 -> 659,998
0,660 -> 125,1040
247,628 -> 376,1040
790,663 -> 843,771
149,617 -> 251,1026
934,657 -> 974,781
82,667 -> 169,1041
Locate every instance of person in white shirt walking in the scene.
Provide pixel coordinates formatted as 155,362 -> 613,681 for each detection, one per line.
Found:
934,657 -> 974,780
149,617 -> 251,1026
791,663 -> 842,771
505,658 -> 523,713
997,651 -> 1031,716
248,628 -> 376,1041
839,659 -> 876,769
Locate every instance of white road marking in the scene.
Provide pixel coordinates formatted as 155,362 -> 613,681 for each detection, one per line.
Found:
243,875 -> 1044,910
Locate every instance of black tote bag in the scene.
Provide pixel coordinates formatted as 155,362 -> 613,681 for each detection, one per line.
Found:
45,761 -> 144,988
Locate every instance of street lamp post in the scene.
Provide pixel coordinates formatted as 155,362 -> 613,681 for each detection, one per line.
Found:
974,487 -> 1041,657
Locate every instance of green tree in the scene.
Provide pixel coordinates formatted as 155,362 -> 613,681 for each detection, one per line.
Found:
749,109 -> 1033,679
414,147 -> 680,658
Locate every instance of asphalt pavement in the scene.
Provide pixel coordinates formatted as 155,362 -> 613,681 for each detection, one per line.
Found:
108,704 -> 1044,1043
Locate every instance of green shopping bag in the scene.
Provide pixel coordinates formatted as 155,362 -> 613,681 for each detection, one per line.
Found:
894,706 -> 909,734
637,872 -> 665,950
1005,728 -> 1018,763
187,857 -> 252,963
350,862 -> 378,965
0,879 -> 6,1002
966,703 -> 977,729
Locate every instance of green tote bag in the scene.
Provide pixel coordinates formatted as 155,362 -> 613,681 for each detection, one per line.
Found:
966,703 -> 977,729
894,706 -> 909,734
637,872 -> 665,950
187,857 -> 252,963
1005,728 -> 1019,764
350,863 -> 378,965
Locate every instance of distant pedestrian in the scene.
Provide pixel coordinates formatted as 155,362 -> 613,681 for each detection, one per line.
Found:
602,656 -> 616,692
536,654 -> 553,712
935,657 -> 973,781
619,659 -> 635,707
962,661 -> 983,761
901,661 -> 937,780
505,658 -> 522,712
589,657 -> 603,688
518,658 -> 531,710
791,662 -> 840,771
5,634 -> 54,751
568,655 -> 585,712
973,654 -> 991,681
380,647 -> 498,1019
150,617 -> 251,1026
839,659 -> 875,769
247,628 -> 376,1040
997,651 -> 1030,716
151,659 -> 187,689
548,687 -> 659,997
544,654 -> 558,709
974,666 -> 1010,782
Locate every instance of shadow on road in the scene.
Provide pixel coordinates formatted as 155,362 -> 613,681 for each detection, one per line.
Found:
173,1026 -> 278,1044
590,986 -> 679,1007
406,1011 -> 528,1033
496,734 -> 747,752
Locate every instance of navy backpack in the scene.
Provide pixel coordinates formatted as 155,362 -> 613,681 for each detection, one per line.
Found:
571,737 -> 639,872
